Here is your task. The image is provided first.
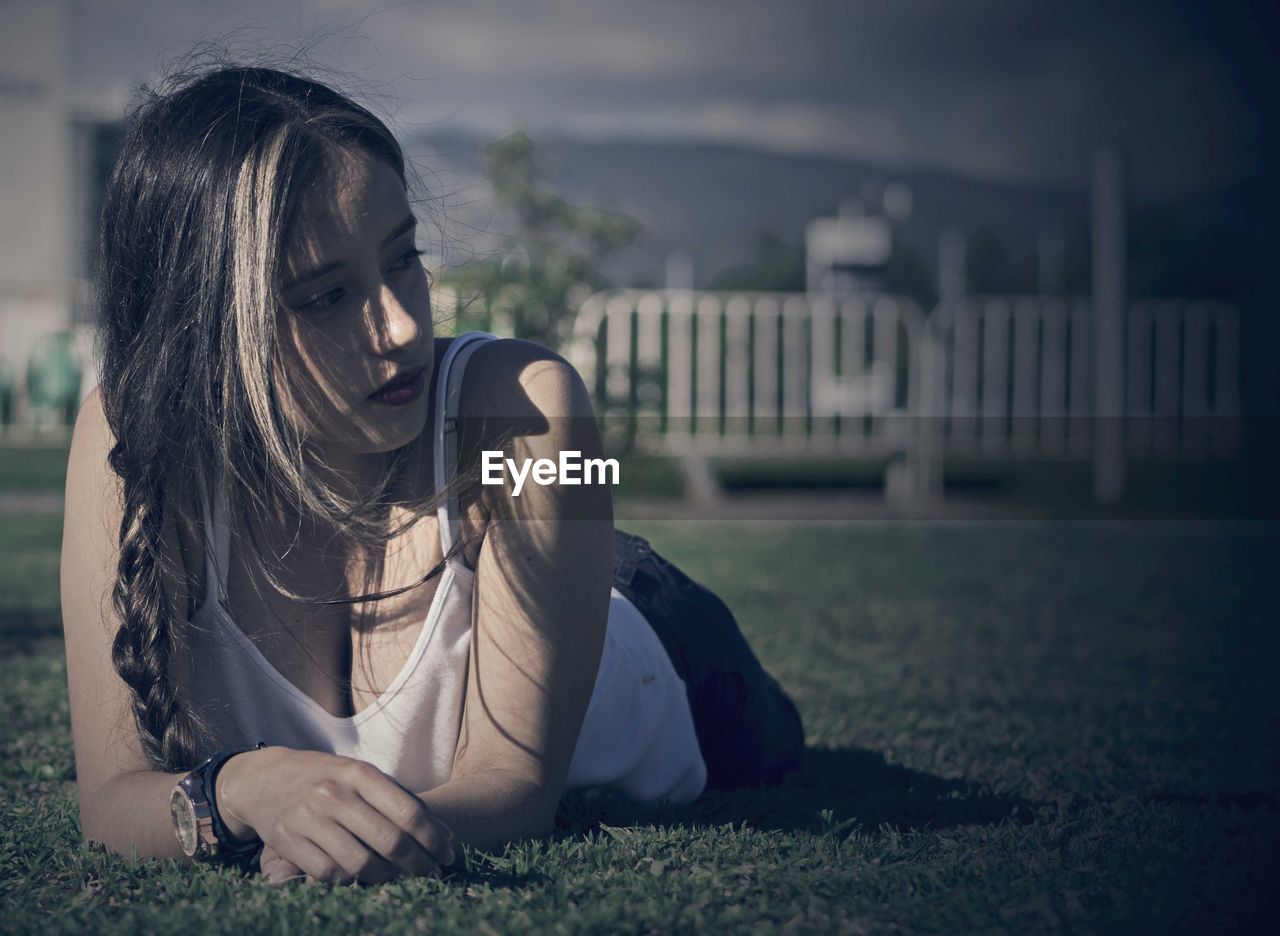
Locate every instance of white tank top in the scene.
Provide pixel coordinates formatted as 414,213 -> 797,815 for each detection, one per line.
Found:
185,332 -> 707,803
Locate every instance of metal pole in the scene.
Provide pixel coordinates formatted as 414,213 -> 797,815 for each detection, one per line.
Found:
1092,149 -> 1126,504
914,228 -> 966,511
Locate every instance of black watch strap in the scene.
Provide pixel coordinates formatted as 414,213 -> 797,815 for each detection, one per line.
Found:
199,741 -> 268,865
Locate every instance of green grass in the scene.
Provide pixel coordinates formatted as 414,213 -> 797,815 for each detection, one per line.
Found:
0,446 -> 70,493
2,511 -> 1278,932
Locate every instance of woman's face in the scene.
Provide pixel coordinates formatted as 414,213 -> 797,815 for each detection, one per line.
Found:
274,147 -> 435,472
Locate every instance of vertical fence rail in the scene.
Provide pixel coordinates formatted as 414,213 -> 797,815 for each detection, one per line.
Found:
667,292 -> 694,440
753,297 -> 779,438
782,297 -> 808,442
695,296 -> 721,436
839,297 -> 868,444
724,297 -> 751,434
810,297 -> 837,441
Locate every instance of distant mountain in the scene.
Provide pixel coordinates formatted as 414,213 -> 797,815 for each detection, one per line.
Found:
404,130 -> 1258,301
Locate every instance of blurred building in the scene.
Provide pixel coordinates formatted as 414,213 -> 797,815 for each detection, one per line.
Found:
1,0 -> 126,423
804,199 -> 893,296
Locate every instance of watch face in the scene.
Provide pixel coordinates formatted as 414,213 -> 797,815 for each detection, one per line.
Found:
170,788 -> 198,855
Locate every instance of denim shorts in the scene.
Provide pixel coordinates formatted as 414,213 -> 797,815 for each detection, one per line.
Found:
612,527 -> 805,790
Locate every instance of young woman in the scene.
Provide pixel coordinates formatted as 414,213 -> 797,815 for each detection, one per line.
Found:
60,63 -> 804,887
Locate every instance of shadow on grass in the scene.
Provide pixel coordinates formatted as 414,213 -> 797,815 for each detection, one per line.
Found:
555,744 -> 1042,839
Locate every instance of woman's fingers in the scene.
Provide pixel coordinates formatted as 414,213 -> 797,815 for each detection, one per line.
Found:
338,786 -> 443,878
259,843 -> 305,886
306,817 -> 405,884
274,793 -> 400,885
263,861 -> 305,886
251,756 -> 456,886
268,829 -> 366,885
345,762 -> 456,867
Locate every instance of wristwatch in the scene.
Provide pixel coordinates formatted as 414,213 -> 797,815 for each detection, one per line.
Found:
170,742 -> 269,868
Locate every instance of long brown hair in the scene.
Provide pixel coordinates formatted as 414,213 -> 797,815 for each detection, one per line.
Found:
95,60 -> 502,772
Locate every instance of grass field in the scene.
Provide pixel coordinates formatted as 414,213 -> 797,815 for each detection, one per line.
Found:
1,510 -> 1277,932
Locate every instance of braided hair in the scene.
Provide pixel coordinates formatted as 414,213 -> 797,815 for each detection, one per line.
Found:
95,58 -> 498,772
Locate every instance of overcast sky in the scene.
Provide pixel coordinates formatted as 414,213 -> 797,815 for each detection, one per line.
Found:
64,0 -> 1273,197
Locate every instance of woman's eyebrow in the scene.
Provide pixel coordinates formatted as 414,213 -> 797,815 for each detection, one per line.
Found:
381,213 -> 418,248
283,214 -> 418,291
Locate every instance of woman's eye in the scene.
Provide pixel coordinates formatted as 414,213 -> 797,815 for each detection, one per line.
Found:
390,247 -> 426,274
301,286 -> 345,311
297,249 -> 423,311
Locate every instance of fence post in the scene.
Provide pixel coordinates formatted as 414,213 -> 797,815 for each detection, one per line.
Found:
1092,148 -> 1126,504
910,320 -> 945,512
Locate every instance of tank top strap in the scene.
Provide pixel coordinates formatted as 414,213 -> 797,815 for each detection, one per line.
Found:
196,475 -> 232,608
434,331 -> 499,563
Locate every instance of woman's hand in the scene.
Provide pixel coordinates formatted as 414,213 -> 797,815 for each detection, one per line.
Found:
258,842 -> 305,886
218,746 -> 455,886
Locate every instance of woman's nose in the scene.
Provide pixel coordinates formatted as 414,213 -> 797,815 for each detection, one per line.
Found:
366,284 -> 423,354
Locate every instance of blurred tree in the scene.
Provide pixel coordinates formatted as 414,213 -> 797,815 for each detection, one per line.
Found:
710,232 -> 805,292
438,131 -> 640,351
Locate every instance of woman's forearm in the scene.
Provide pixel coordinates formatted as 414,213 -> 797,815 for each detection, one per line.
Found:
84,758 -> 554,871
415,770 -> 558,856
81,769 -> 196,868
83,750 -> 267,866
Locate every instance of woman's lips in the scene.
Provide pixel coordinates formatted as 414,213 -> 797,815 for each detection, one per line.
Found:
368,366 -> 426,405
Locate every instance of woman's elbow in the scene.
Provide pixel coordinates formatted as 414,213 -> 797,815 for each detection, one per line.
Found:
494,771 -> 561,842
509,777 -> 560,840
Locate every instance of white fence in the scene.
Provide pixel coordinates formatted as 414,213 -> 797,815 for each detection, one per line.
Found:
930,297 -> 1240,461
567,289 -> 1243,505
567,290 -> 927,458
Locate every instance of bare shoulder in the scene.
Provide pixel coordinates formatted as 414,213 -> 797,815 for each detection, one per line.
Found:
446,336 -> 601,564
455,335 -> 590,423
66,383 -> 111,477
63,385 -> 123,563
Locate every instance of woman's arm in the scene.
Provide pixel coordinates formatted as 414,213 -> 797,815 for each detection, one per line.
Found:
413,340 -> 614,852
63,388 -> 452,883
60,385 -> 194,861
